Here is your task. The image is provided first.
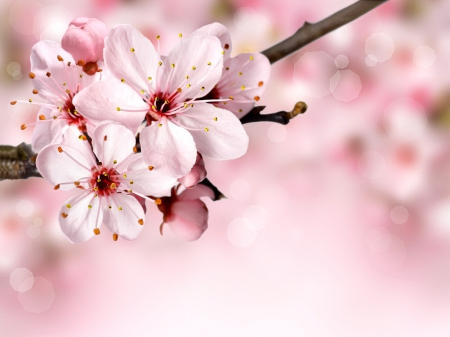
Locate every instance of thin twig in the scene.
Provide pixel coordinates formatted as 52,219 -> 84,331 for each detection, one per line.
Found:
241,102 -> 307,125
262,0 -> 388,64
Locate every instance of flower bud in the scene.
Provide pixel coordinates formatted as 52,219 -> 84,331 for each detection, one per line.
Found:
177,153 -> 206,189
61,17 -> 108,65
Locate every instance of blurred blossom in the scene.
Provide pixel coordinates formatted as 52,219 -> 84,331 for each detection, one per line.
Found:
369,234 -> 407,272
15,199 -> 34,218
6,62 -> 22,80
329,69 -> 362,102
257,184 -> 289,217
227,217 -> 257,247
334,54 -> 349,69
383,98 -> 427,142
10,268 -> 34,292
9,0 -> 43,35
18,276 -> 55,313
293,51 -> 337,98
229,178 -> 252,201
358,151 -> 386,179
413,45 -> 436,69
27,225 -> 40,238
244,205 -> 269,230
33,5 -> 74,42
391,206 -> 409,224
365,32 -> 395,63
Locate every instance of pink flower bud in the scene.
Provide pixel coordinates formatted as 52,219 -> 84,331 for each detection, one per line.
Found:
158,184 -> 214,241
178,153 -> 207,189
61,17 -> 108,66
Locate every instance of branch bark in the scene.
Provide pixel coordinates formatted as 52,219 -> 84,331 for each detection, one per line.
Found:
241,102 -> 307,125
262,0 -> 388,64
0,143 -> 41,180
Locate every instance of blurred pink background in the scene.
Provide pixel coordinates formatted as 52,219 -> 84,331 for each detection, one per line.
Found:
2,0 -> 450,335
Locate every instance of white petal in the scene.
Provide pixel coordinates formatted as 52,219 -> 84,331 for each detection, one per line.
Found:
177,103 -> 249,160
59,192 -> 103,243
104,24 -> 159,94
215,53 -> 270,116
73,80 -> 147,132
162,35 -> 223,101
102,193 -> 145,240
140,117 -> 197,178
92,122 -> 136,167
190,22 -> 232,60
126,157 -> 177,197
31,108 -> 65,152
36,144 -> 93,190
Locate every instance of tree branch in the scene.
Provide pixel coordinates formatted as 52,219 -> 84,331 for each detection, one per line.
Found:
0,143 -> 41,180
240,102 -> 307,125
262,0 -> 388,64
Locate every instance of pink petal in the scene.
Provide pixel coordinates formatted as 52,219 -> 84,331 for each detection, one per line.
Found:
101,193 -> 145,240
104,24 -> 159,94
215,53 -> 270,116
161,35 -> 223,101
178,184 -> 215,201
61,17 -> 108,63
31,108 -> 65,152
177,103 -> 249,160
190,22 -> 232,60
31,41 -> 96,101
177,153 -> 207,189
59,192 -> 102,243
61,125 -> 97,163
166,199 -> 208,241
73,80 -> 147,132
36,144 -> 94,190
92,122 -> 136,167
126,157 -> 177,197
140,117 -> 197,178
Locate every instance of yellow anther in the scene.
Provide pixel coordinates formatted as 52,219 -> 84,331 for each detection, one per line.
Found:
148,76 -> 152,81
221,50 -> 225,55
53,116 -> 57,120
28,99 -> 32,103
186,75 -> 189,79
130,180 -> 134,185
171,63 -> 175,68
65,89 -> 71,94
152,105 -> 156,110
88,205 -> 92,209
118,206 -> 123,211
241,85 -> 246,90
116,107 -> 121,111
214,117 -> 218,121
110,183 -> 117,189
113,160 -> 117,164
74,181 -> 80,186
238,72 -> 243,76
130,47 -> 135,52
201,86 -> 205,90
121,78 -> 125,83
249,56 -> 254,60
155,198 -> 162,205
229,96 -> 234,100
108,205 -> 112,209
187,83 -> 191,88
156,35 -> 160,39
94,186 -> 98,191
178,33 -> 182,38
164,99 -> 169,104
192,66 -> 196,70
79,74 -> 83,78
63,82 -> 67,86
66,204 -> 71,208
148,166 -> 154,171
158,61 -> 163,66
123,174 -> 127,178
207,62 -> 211,66
158,123 -> 162,127
79,135 -> 87,141
32,89 -> 38,94
204,127 -> 209,132
239,109 -> 243,113
97,179 -> 101,182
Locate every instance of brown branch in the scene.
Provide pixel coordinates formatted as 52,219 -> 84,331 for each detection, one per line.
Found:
262,0 -> 388,64
241,102 -> 307,125
0,143 -> 41,180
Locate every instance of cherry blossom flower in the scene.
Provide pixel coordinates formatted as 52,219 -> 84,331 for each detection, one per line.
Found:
190,23 -> 271,117
36,123 -> 176,243
61,17 -> 109,75
157,184 -> 215,241
177,153 -> 207,189
74,24 -> 249,178
11,40 -> 101,152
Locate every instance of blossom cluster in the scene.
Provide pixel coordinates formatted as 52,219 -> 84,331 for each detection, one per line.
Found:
12,18 -> 270,243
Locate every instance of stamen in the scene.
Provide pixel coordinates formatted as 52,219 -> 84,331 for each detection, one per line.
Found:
94,228 -> 100,235
113,233 -> 118,241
